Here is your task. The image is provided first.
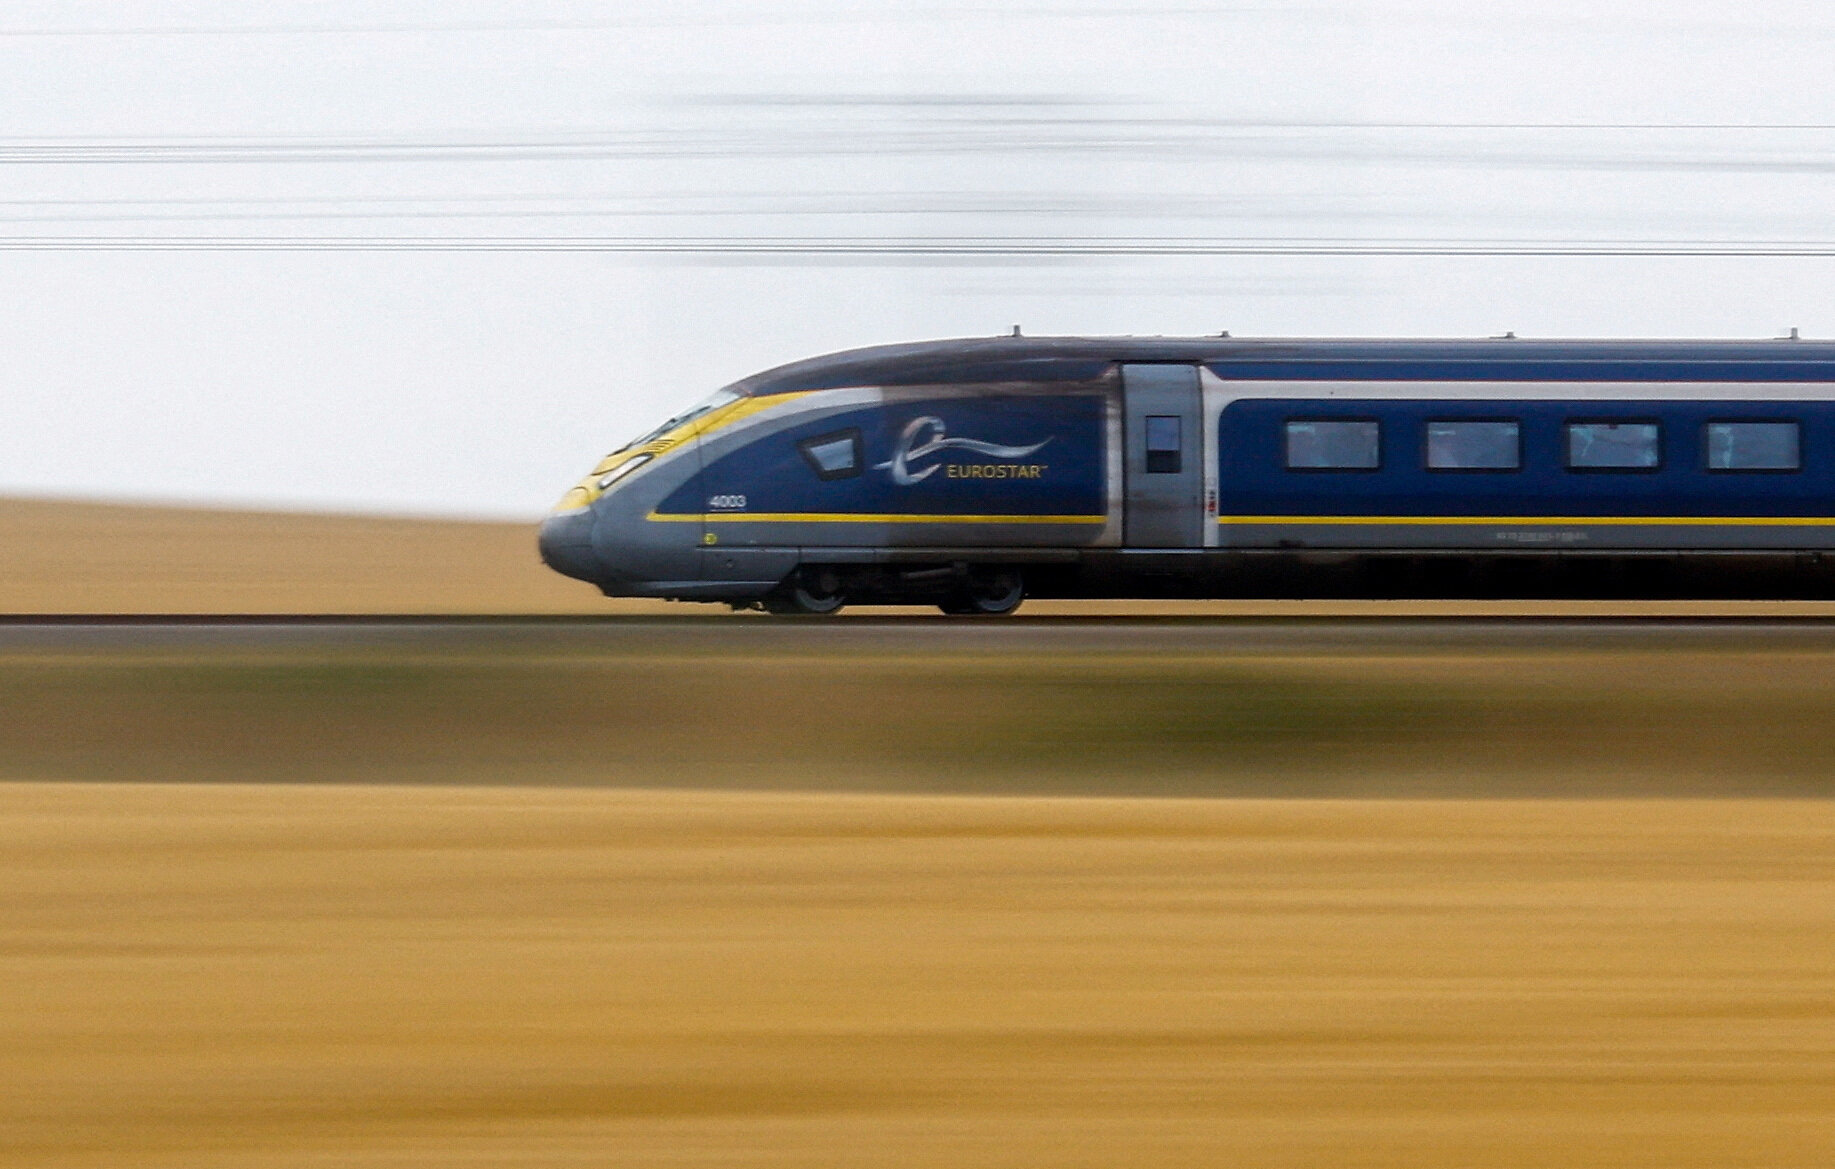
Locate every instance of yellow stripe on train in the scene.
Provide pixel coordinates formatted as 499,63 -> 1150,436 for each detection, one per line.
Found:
649,512 -> 1108,524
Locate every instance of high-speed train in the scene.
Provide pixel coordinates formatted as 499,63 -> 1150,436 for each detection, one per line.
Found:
538,335 -> 1835,612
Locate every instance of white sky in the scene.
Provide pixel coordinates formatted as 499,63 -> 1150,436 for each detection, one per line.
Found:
6,0 -> 1835,518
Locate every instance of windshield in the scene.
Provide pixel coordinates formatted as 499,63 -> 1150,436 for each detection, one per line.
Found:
612,388 -> 743,454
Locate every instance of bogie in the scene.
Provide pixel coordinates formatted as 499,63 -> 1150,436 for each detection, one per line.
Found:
938,568 -> 1025,616
762,568 -> 847,616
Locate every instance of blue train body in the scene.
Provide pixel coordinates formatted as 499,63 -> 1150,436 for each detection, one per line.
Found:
539,336 -> 1835,612
1219,398 -> 1835,537
661,394 -> 1109,527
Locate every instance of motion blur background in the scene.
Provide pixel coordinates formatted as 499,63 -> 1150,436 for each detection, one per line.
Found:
7,0 -> 1835,518
5,6 -> 1835,1167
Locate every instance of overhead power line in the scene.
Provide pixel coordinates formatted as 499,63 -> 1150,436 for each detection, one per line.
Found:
5,236 -> 1835,256
0,20 -> 651,36
0,7 -> 1270,37
10,126 -> 1835,174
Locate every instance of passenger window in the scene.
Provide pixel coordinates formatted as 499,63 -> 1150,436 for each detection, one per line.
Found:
1706,422 -> 1800,471
1144,415 -> 1182,474
1566,422 -> 1660,471
1285,420 -> 1380,470
798,429 -> 863,481
1426,420 -> 1520,471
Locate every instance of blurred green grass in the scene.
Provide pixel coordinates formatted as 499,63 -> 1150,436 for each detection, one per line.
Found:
3,621 -> 1834,795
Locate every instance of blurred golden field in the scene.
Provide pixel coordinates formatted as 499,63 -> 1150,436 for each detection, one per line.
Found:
0,497 -> 631,614
5,786 -> 1832,1168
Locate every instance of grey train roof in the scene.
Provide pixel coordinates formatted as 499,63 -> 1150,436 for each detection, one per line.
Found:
729,335 -> 1835,397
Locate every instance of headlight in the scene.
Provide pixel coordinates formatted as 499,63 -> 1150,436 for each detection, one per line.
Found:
597,454 -> 652,490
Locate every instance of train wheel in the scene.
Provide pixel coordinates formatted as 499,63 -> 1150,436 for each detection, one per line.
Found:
938,568 -> 1024,616
763,569 -> 847,615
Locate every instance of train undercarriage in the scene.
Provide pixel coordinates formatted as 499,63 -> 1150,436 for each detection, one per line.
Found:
731,549 -> 1835,613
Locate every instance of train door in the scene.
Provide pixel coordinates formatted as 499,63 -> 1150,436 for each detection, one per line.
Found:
1121,364 -> 1203,546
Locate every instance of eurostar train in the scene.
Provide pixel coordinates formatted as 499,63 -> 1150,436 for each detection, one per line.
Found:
538,335 -> 1835,613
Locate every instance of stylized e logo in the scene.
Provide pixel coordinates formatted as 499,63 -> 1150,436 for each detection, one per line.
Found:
874,416 -> 1051,486
882,417 -> 949,485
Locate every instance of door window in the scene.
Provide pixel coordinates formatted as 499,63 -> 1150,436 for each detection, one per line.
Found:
1145,415 -> 1182,474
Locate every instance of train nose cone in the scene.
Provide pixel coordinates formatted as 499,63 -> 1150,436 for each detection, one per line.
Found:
538,509 -> 602,583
